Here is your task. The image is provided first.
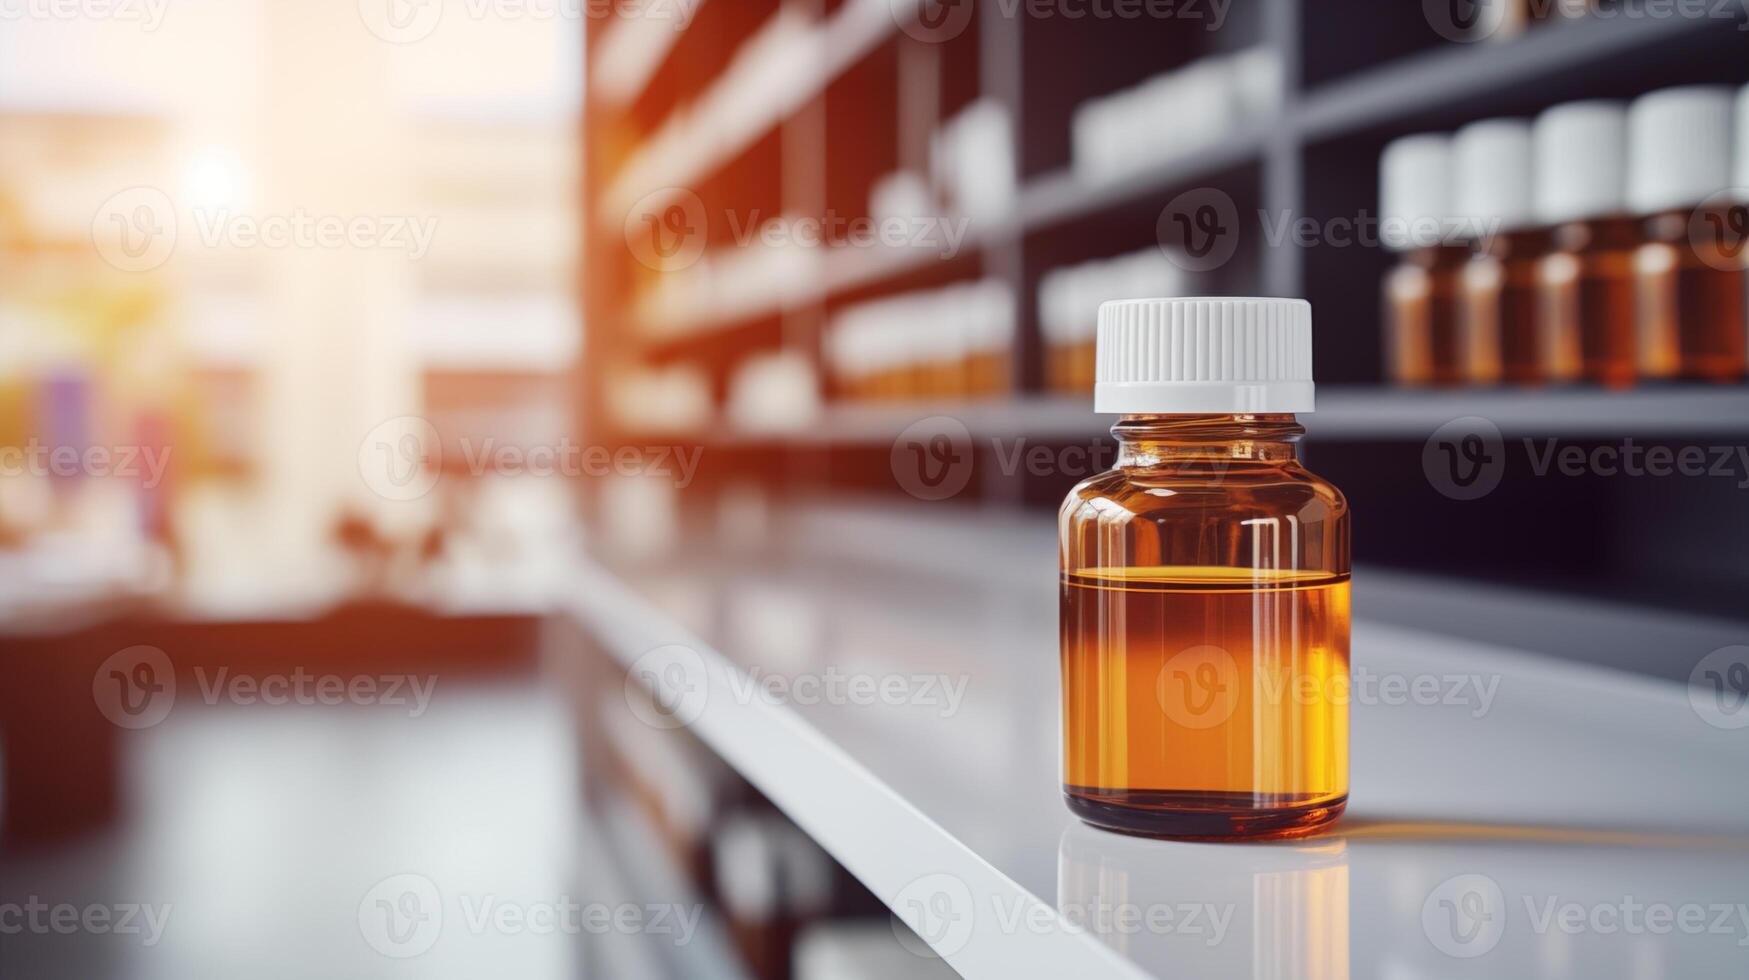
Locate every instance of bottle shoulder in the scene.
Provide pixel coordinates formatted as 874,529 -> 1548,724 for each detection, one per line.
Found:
1060,463 -> 1348,525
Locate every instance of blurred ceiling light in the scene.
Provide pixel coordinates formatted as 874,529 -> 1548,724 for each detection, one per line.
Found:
180,146 -> 250,212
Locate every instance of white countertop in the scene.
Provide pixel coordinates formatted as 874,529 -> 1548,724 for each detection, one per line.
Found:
565,503 -> 1749,979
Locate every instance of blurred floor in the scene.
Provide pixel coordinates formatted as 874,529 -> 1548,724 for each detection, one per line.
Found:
0,679 -> 602,979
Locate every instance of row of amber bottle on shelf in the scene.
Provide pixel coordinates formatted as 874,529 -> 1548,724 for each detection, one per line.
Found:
1383,86 -> 1749,388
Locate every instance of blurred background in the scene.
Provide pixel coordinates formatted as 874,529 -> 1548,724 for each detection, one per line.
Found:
3,0 -> 1748,978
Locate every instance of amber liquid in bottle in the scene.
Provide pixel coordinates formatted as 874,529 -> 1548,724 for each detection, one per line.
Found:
1541,216 -> 1639,387
1060,415 -> 1351,840
1638,209 -> 1748,383
1385,244 -> 1469,385
1463,228 -> 1549,384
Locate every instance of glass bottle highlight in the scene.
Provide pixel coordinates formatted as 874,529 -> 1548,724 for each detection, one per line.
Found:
1059,298 -> 1350,840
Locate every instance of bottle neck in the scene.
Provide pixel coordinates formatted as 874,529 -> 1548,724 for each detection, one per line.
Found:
1111,414 -> 1304,467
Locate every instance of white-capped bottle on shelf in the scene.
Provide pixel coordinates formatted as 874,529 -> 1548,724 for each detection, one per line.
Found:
1038,249 -> 1188,395
1380,134 -> 1469,386
1534,100 -> 1639,388
964,279 -> 1016,397
1060,297 -> 1349,840
827,280 -> 1017,404
1628,85 -> 1746,383
1453,118 -> 1540,385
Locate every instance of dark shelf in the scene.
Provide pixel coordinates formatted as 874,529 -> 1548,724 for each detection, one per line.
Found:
1297,11 -> 1731,141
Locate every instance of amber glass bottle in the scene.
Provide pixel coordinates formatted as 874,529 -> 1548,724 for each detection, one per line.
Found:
1060,298 -> 1350,840
1533,100 -> 1638,387
1381,134 -> 1466,385
1628,86 -> 1747,383
1453,118 -> 1540,385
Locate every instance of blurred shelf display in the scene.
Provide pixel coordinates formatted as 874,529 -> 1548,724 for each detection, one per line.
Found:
711,386 -> 1749,446
1296,8 -> 1726,141
412,292 -> 580,373
565,502 -> 1749,977
582,1 -> 1749,632
598,0 -> 909,223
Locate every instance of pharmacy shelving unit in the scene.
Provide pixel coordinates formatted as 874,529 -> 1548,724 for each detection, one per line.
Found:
578,6 -> 1749,974
582,2 -> 1749,621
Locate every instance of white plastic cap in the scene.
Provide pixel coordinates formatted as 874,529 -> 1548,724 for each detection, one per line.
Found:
1453,119 -> 1534,233
1380,134 -> 1457,250
1094,297 -> 1313,414
1628,85 -> 1735,214
1534,100 -> 1628,224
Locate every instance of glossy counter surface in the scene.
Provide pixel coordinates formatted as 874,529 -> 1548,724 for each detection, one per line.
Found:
571,503 -> 1749,979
